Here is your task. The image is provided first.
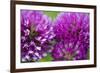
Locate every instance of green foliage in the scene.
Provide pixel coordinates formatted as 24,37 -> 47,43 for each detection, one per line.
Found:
44,11 -> 59,20
38,53 -> 53,62
87,49 -> 90,59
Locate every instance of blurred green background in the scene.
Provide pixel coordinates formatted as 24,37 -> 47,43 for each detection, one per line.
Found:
44,11 -> 59,20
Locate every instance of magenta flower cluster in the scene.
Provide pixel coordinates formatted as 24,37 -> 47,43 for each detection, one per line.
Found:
21,10 -> 89,62
21,10 -> 55,62
52,12 -> 89,60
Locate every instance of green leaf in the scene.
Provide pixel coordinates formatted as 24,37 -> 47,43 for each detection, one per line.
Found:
87,49 -> 90,59
44,11 -> 59,20
39,54 -> 53,62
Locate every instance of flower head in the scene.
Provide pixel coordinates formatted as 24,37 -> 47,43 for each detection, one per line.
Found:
21,10 -> 55,62
52,12 -> 90,60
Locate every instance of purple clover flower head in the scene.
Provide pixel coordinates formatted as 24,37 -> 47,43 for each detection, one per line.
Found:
21,10 -> 55,62
52,12 -> 90,61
